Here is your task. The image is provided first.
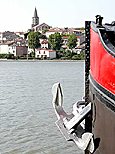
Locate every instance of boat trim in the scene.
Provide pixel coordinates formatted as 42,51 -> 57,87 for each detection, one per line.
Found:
91,22 -> 115,58
89,73 -> 115,112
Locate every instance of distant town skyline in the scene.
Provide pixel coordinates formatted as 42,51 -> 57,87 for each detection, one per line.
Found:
0,0 -> 115,32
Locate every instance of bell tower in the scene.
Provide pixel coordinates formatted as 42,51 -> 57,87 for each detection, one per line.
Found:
32,7 -> 39,28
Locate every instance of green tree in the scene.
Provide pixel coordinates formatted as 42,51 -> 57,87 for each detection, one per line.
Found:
63,50 -> 72,57
71,51 -> 85,60
39,34 -> 47,39
80,50 -> 85,60
72,54 -> 81,60
61,33 -> 70,37
67,33 -> 77,50
48,32 -> 63,50
28,32 -> 41,57
56,50 -> 63,59
7,53 -> 13,59
80,27 -> 85,30
42,29 -> 48,34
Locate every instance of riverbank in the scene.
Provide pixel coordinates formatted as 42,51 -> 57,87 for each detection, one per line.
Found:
0,59 -> 84,62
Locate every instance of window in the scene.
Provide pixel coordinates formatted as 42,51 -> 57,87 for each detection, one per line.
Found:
39,51 -> 41,54
44,51 -> 45,54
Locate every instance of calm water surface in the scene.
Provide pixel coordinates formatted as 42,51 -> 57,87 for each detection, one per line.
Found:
0,61 -> 84,154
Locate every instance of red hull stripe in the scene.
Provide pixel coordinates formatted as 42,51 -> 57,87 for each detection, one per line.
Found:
90,73 -> 115,102
90,27 -> 115,95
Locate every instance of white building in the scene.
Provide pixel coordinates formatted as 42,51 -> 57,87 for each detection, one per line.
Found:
33,23 -> 51,33
0,44 -> 9,54
61,36 -> 69,49
35,48 -> 56,59
45,27 -> 64,38
61,36 -> 80,51
0,42 -> 27,57
8,45 -> 16,56
41,40 -> 49,49
0,33 -> 3,41
0,42 -> 16,55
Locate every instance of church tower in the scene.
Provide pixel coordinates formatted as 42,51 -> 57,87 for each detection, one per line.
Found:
32,7 -> 39,28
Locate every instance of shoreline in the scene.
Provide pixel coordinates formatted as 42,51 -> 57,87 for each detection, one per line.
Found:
0,59 -> 85,62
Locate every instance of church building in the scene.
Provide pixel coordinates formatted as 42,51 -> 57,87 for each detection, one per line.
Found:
32,7 -> 39,27
31,7 -> 51,32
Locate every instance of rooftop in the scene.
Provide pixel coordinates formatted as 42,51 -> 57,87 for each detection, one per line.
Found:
36,48 -> 55,52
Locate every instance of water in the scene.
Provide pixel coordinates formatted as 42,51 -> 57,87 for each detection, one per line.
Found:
0,61 -> 84,154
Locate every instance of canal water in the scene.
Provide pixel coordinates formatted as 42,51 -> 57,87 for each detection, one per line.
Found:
0,61 -> 84,154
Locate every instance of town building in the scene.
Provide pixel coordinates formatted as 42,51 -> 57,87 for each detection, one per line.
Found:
41,40 -> 49,49
0,32 -> 3,41
16,46 -> 28,56
45,27 -> 64,38
0,31 -> 24,43
0,41 -> 14,54
15,32 -> 25,39
35,48 -> 56,59
61,36 -> 69,49
75,35 -> 85,54
0,41 -> 28,57
61,34 -> 85,53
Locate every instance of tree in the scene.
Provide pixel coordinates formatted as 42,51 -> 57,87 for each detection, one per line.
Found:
28,32 -> 41,57
48,32 -> 63,50
42,29 -> 48,34
61,33 -> 70,37
72,54 -> 81,60
7,53 -> 13,59
56,50 -> 63,59
67,33 -> 77,50
80,27 -> 85,30
39,34 -> 47,39
63,50 -> 72,57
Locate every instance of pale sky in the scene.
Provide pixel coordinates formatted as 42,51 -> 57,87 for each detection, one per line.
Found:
0,0 -> 115,32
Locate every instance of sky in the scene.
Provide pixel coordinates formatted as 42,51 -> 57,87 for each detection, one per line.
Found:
0,0 -> 115,32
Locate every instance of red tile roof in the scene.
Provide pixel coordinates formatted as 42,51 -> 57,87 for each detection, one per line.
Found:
41,40 -> 49,43
48,27 -> 64,32
39,23 -> 50,27
36,48 -> 55,52
77,36 -> 82,38
0,41 -> 14,45
62,36 -> 69,39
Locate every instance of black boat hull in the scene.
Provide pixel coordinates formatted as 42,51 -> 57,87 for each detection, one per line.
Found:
89,74 -> 115,154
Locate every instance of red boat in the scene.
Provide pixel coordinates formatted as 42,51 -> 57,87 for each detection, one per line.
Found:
87,15 -> 115,154
52,15 -> 115,154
